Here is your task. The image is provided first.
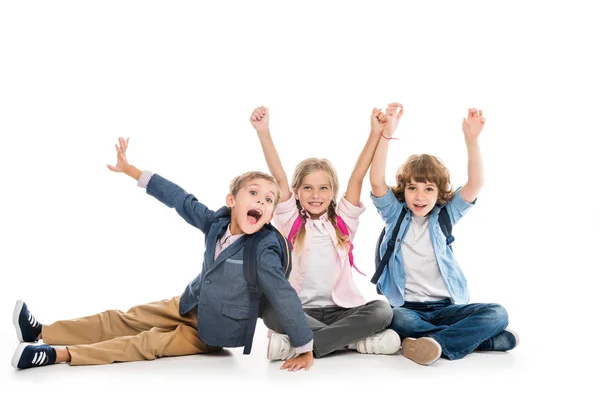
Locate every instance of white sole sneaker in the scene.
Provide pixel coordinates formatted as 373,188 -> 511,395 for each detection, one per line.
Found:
11,343 -> 28,369
356,329 -> 402,354
13,300 -> 25,342
266,333 -> 293,361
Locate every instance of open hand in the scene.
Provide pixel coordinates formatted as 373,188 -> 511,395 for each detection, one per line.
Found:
462,108 -> 485,141
280,351 -> 313,372
106,137 -> 131,173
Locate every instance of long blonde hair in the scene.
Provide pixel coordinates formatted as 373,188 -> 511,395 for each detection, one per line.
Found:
289,158 -> 348,250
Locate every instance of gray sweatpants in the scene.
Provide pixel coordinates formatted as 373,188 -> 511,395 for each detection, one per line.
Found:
261,300 -> 392,358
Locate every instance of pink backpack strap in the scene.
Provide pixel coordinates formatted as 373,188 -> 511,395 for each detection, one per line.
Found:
335,216 -> 366,276
287,215 -> 304,250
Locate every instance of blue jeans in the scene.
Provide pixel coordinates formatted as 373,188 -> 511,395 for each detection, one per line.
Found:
390,299 -> 508,360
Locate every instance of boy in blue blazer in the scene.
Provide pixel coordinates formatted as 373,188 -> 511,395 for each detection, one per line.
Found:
12,137 -> 314,372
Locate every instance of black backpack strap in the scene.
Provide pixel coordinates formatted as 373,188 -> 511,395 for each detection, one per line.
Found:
270,225 -> 291,278
242,228 -> 269,355
371,208 -> 407,285
438,206 -> 454,250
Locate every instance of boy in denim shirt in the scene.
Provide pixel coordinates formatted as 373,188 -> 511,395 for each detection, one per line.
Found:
370,104 -> 518,365
12,137 -> 313,371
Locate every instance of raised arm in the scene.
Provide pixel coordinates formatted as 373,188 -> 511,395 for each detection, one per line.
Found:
459,108 -> 485,203
106,137 -> 215,233
370,103 -> 404,198
250,106 -> 292,202
344,108 -> 386,206
106,137 -> 142,180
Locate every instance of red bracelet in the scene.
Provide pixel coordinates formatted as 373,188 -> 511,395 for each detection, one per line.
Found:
381,132 -> 399,140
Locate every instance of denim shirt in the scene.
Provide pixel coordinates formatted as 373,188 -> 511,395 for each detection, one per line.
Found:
370,187 -> 475,307
145,174 -> 313,349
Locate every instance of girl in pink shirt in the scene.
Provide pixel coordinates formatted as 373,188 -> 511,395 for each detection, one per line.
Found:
250,105 -> 401,361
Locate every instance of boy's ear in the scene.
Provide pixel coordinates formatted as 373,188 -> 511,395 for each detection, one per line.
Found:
226,193 -> 235,208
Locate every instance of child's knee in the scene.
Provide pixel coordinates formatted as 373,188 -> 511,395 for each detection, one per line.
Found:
486,303 -> 509,327
390,307 -> 420,331
368,300 -> 393,325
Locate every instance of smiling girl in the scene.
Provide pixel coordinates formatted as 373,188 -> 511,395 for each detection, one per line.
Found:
250,105 -> 401,361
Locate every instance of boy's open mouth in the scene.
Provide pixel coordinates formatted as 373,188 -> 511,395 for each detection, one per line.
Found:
247,208 -> 263,225
413,204 -> 427,210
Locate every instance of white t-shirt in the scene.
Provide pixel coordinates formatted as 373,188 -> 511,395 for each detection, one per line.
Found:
402,215 -> 451,302
298,219 -> 338,307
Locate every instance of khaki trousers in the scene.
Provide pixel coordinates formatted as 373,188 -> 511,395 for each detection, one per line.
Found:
42,296 -> 218,365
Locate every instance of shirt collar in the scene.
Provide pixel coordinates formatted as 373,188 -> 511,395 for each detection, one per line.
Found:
220,225 -> 245,246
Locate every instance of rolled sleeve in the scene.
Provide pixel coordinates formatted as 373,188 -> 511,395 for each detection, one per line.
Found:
337,196 -> 365,240
370,188 -> 403,226
273,192 -> 300,237
445,187 -> 476,225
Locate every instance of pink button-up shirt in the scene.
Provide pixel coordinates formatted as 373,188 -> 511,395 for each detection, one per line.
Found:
274,194 -> 367,309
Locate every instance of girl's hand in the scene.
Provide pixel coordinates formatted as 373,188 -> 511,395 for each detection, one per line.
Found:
250,106 -> 270,134
370,108 -> 386,135
382,102 -> 404,137
106,137 -> 131,173
462,108 -> 485,141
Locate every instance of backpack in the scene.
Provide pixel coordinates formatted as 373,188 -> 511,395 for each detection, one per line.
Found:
242,223 -> 291,354
370,206 -> 454,288
288,214 -> 365,276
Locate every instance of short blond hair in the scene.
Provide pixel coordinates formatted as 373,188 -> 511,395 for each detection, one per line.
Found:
392,154 -> 454,204
229,171 -> 282,207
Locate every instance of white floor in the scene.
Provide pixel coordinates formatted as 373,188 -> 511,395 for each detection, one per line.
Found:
2,1 -> 599,399
1,318 -> 591,400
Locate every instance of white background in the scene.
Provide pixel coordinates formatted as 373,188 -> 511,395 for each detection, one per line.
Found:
1,0 -> 598,398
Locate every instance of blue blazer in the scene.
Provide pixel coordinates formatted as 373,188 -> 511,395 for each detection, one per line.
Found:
146,174 -> 313,348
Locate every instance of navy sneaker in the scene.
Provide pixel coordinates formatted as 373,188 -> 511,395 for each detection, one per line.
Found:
11,343 -> 57,369
477,329 -> 520,352
13,300 -> 42,342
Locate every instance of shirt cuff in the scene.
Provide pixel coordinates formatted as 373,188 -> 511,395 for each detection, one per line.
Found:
293,339 -> 314,355
137,170 -> 154,189
370,187 -> 395,206
453,186 -> 477,208
338,195 -> 366,217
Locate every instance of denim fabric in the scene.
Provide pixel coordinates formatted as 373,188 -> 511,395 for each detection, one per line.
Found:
390,299 -> 508,360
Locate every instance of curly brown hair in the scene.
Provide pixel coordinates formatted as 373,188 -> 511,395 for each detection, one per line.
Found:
392,154 -> 454,204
